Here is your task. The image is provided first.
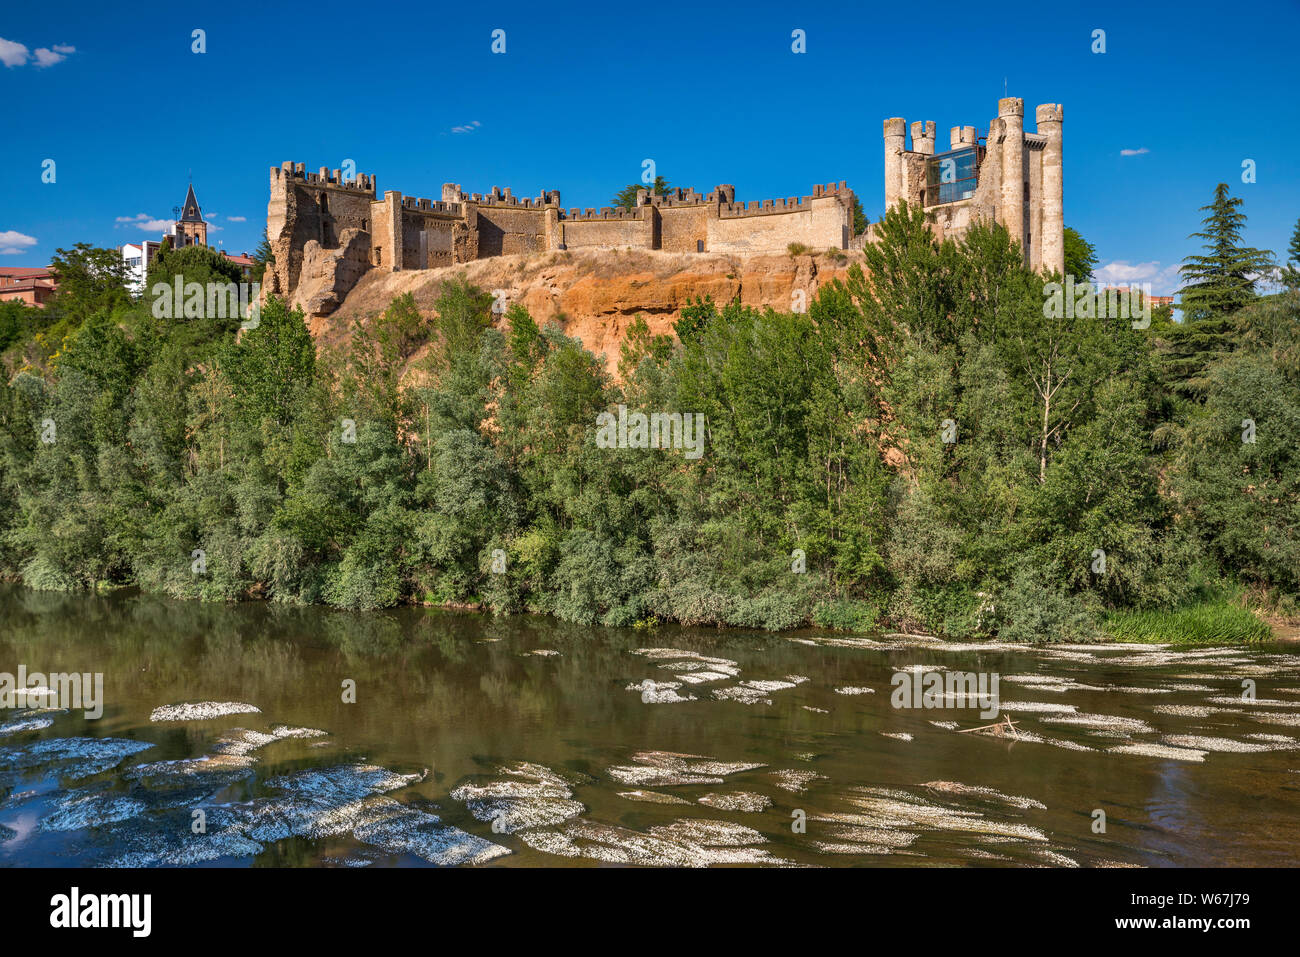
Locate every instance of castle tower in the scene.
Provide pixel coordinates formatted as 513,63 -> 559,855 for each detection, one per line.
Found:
998,97 -> 1025,248
950,126 -> 976,149
910,121 -> 936,156
883,118 -> 906,209
878,96 -> 1062,275
1036,103 -> 1064,275
173,183 -> 207,247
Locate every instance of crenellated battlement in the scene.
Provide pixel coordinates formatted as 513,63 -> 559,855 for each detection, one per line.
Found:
399,196 -> 463,215
716,182 -> 851,218
273,161 -> 377,194
266,161 -> 855,315
447,185 -> 561,209
563,207 -> 643,222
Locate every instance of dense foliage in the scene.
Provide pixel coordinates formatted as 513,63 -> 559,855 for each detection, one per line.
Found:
2,196 -> 1296,642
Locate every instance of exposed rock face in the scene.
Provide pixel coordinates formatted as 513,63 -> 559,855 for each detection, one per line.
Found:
296,228 -> 372,319
309,248 -> 862,374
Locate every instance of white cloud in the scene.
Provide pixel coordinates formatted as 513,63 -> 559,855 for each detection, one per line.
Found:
33,47 -> 66,67
0,37 -> 29,67
1093,260 -> 1182,296
1094,261 -> 1161,283
1119,147 -> 1150,157
226,215 -> 246,222
451,120 -> 482,134
137,219 -> 174,232
0,230 -> 39,255
0,37 -> 75,68
115,213 -> 151,223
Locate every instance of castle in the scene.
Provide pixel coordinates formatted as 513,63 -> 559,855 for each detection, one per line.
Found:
883,97 -> 1064,274
263,95 -> 1062,316
263,167 -> 857,316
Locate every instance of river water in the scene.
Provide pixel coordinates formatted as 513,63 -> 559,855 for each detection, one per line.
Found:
1,586 -> 1297,868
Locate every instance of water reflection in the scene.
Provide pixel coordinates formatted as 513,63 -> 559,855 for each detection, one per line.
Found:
2,585 -> 1299,867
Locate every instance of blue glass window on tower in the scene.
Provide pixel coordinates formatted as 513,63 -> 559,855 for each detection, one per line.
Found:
926,148 -> 979,205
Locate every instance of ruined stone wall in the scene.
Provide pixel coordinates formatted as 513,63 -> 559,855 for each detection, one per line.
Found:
265,163 -> 376,300
401,211 -> 458,269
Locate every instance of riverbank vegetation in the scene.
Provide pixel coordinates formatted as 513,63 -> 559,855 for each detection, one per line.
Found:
1,188 -> 1296,643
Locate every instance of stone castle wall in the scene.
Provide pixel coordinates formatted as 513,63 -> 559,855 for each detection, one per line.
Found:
264,95 -> 1063,321
264,162 -> 855,316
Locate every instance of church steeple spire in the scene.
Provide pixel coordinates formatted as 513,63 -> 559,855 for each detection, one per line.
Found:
172,182 -> 208,247
179,183 -> 204,223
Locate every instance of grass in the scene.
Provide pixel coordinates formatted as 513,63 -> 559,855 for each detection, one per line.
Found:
1104,600 -> 1271,644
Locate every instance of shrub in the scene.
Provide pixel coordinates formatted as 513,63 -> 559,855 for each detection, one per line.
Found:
812,597 -> 878,631
996,570 -> 1101,644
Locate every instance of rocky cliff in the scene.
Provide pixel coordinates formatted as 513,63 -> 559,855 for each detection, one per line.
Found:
300,248 -> 863,374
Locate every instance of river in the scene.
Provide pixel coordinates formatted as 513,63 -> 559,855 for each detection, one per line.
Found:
2,586 -> 1297,867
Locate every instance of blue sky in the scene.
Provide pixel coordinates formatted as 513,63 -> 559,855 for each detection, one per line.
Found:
1,0 -> 1297,294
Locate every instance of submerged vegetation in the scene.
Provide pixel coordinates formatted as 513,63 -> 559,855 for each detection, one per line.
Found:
1,189 -> 1297,643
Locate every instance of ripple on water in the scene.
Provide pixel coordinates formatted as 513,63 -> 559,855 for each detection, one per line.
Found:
1208,696 -> 1300,708
40,792 -> 148,832
350,805 -> 511,866
1162,734 -> 1297,753
1039,713 -> 1154,734
1110,742 -> 1207,762
518,818 -> 792,867
769,769 -> 824,793
647,818 -> 766,847
697,791 -> 772,812
627,679 -> 696,704
806,782 -> 1056,861
606,752 -> 764,788
100,761 -> 490,867
0,713 -> 55,736
0,737 -> 154,784
450,762 -> 586,833
149,702 -> 261,722
617,790 -> 691,805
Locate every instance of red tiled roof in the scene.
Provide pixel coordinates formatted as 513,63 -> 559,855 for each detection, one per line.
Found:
222,253 -> 256,266
0,266 -> 52,279
0,278 -> 55,292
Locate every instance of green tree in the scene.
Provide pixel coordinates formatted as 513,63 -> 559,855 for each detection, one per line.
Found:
1062,226 -> 1097,283
253,227 -> 275,284
1280,216 -> 1300,291
1175,351 -> 1300,591
851,196 -> 868,237
612,176 -> 671,210
1179,183 -> 1273,322
47,244 -> 131,320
